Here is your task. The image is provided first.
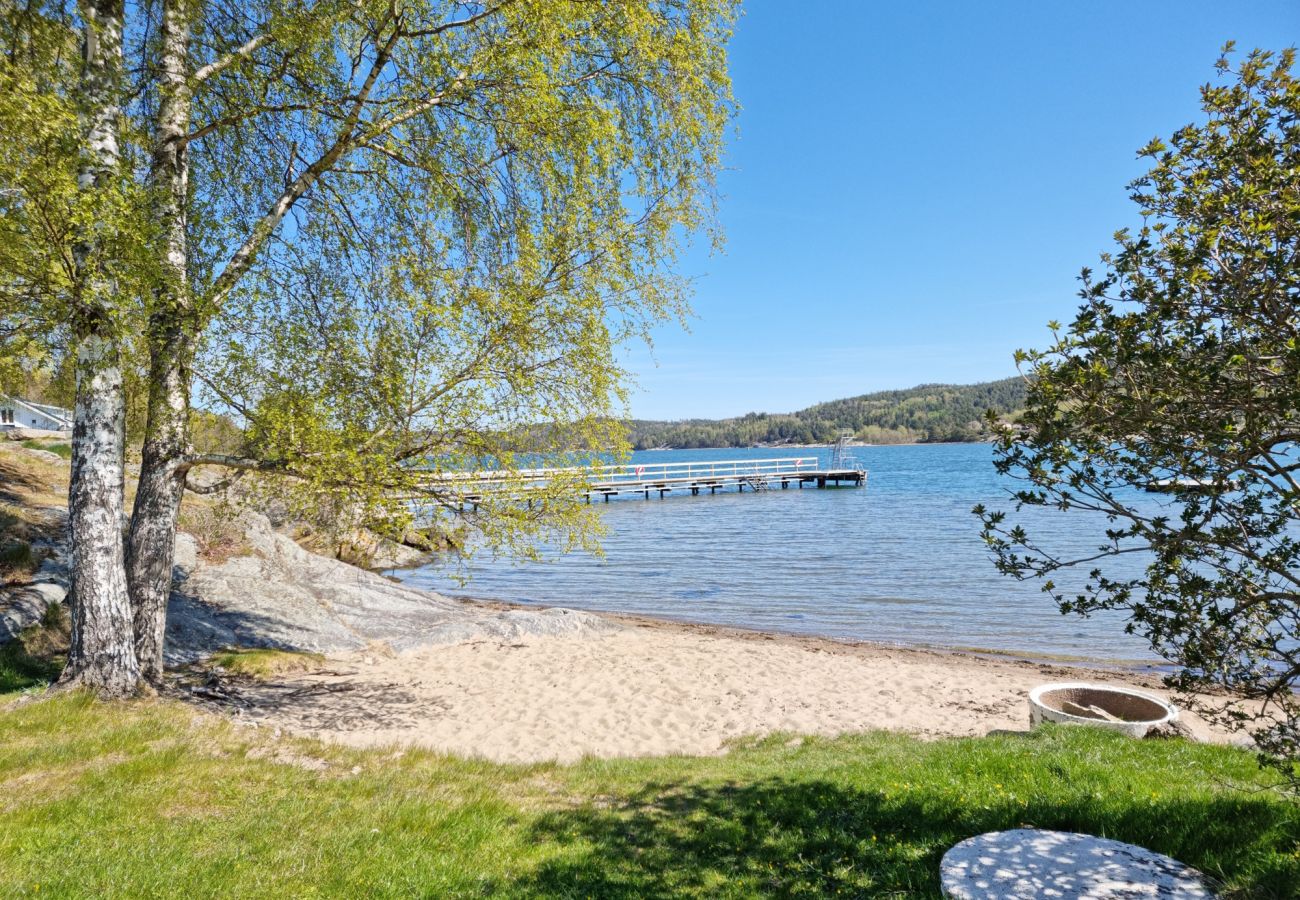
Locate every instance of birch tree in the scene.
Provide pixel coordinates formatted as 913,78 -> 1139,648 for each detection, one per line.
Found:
3,0 -> 736,690
2,0 -> 153,693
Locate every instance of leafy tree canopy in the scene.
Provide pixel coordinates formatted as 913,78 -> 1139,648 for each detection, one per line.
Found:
2,0 -> 736,549
977,46 -> 1300,785
1,0 -> 737,690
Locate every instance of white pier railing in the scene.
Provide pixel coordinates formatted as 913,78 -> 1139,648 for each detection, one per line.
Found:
412,456 -> 867,504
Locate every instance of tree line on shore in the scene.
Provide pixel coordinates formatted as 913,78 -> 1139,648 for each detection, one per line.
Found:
627,377 -> 1026,449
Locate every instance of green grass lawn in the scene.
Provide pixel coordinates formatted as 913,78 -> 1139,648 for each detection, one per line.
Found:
18,440 -> 72,460
0,682 -> 1297,899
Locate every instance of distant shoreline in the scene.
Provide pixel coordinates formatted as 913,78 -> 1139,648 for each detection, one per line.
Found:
625,377 -> 1025,451
634,438 -> 993,451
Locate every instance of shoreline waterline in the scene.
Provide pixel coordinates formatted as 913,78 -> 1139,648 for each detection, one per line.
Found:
245,586 -> 1235,765
427,589 -> 1172,677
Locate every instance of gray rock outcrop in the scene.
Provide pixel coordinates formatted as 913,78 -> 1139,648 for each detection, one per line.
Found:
3,427 -> 71,442
165,512 -> 617,663
4,508 -> 617,663
0,555 -> 67,643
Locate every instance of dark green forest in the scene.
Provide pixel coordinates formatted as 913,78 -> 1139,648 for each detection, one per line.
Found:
626,377 -> 1026,449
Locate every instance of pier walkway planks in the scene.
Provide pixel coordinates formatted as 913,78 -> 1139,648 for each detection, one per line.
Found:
415,457 -> 868,506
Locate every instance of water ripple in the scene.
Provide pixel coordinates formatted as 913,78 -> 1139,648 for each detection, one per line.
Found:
398,445 -> 1161,662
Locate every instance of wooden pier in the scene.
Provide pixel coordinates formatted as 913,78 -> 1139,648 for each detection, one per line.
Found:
416,457 -> 867,506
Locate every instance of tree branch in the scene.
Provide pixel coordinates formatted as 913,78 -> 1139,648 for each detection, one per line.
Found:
204,11 -> 403,310
397,1 -> 515,39
184,452 -> 287,473
191,33 -> 275,85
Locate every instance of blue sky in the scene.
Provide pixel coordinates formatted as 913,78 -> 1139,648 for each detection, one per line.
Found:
621,0 -> 1298,420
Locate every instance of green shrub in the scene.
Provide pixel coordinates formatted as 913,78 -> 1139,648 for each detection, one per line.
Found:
38,600 -> 66,633
0,640 -> 60,693
0,605 -> 67,693
177,503 -> 250,563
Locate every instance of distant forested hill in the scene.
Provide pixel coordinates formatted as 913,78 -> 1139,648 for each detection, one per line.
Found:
627,377 -> 1026,449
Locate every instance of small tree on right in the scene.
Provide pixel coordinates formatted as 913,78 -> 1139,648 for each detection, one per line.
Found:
976,46 -> 1300,784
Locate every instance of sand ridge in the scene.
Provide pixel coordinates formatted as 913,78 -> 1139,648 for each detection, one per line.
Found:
213,614 -> 1232,763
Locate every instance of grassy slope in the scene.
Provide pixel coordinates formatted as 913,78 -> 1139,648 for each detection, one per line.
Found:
0,444 -> 68,542
0,689 -> 1296,898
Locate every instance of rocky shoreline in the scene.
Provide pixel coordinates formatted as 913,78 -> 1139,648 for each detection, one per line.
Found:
1,504 -> 619,663
166,512 -> 618,663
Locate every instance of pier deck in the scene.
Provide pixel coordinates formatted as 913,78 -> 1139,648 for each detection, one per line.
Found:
416,457 -> 867,505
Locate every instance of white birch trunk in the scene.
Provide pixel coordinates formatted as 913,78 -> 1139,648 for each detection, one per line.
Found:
59,0 -> 141,696
126,0 -> 193,682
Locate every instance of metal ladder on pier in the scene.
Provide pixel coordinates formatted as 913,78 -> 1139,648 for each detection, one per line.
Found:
829,430 -> 858,471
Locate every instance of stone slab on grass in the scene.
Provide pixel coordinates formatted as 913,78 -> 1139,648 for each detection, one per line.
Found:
940,828 -> 1214,899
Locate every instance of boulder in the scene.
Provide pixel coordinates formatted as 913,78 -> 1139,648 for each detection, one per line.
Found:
365,538 -> 434,571
1143,719 -> 1197,741
20,448 -> 65,464
165,512 -> 618,663
4,427 -> 71,441
0,555 -> 68,643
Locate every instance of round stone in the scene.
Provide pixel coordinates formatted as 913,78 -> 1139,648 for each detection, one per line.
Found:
940,829 -> 1215,899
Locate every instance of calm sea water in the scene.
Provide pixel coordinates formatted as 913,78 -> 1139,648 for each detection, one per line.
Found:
397,444 -> 1165,662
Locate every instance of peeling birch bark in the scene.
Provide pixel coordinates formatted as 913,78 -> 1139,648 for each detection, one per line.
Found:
127,0 -> 193,682
58,0 -> 141,696
62,333 -> 140,695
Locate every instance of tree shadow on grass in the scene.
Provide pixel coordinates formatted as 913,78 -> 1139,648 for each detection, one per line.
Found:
0,638 -> 62,693
505,776 -> 1300,898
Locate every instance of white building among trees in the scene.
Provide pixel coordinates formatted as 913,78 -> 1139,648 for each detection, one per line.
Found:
0,395 -> 73,433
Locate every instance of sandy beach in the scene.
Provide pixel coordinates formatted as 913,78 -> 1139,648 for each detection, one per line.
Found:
213,609 -> 1235,764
